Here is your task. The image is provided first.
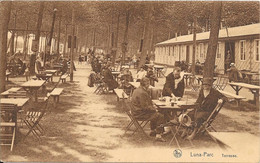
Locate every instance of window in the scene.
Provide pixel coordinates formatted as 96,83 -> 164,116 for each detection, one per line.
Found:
255,39 -> 260,61
240,40 -> 246,61
199,43 -> 204,58
172,46 -> 175,56
217,43 -> 221,58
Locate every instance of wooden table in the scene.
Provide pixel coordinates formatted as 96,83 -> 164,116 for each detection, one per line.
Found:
240,71 -> 259,84
153,99 -> 196,111
21,80 -> 46,101
154,65 -> 165,77
45,69 -> 57,74
1,98 -> 29,108
36,73 -> 53,81
129,82 -> 154,89
1,98 -> 30,143
1,87 -> 22,97
229,82 -> 260,107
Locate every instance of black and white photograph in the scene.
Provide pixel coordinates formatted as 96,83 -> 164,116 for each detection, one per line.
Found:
0,1 -> 259,162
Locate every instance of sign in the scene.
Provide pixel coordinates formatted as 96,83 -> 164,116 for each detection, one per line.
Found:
31,40 -> 39,52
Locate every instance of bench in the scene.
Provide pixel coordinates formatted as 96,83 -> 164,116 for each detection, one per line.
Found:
61,74 -> 69,83
114,89 -> 128,101
218,90 -> 245,107
50,88 -> 64,103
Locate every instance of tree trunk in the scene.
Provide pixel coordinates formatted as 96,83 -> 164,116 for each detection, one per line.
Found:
70,8 -> 75,82
122,10 -> 130,65
192,16 -> 197,75
0,2 -> 12,92
64,24 -> 67,55
57,12 -> 61,57
45,8 -> 57,65
35,2 -> 44,47
203,2 -> 222,81
23,21 -> 28,59
139,4 -> 153,68
112,12 -> 120,66
10,11 -> 16,56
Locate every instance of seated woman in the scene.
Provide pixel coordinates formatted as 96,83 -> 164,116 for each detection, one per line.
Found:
103,64 -> 118,90
183,78 -> 227,140
136,66 -> 147,82
119,67 -> 133,95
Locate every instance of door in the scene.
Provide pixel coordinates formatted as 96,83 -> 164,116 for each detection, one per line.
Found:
225,41 -> 235,72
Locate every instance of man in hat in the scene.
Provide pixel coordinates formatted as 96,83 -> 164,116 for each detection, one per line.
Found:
227,63 -> 242,82
136,66 -> 147,82
184,77 -> 227,140
131,77 -> 166,141
162,66 -> 185,98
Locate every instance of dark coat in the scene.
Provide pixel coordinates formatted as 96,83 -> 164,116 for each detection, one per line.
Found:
162,72 -> 185,97
196,88 -> 226,113
103,68 -> 118,90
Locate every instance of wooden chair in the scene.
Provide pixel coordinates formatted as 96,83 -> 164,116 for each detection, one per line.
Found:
22,96 -> 50,141
213,75 -> 229,90
0,103 -> 18,151
190,75 -> 201,91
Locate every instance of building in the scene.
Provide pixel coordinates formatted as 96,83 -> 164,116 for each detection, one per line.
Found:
155,23 -> 260,73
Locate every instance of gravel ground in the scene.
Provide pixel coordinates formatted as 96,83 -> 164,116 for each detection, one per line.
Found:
1,63 -> 259,162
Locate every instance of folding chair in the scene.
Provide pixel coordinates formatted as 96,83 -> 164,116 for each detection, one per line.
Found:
122,95 -> 150,138
0,103 -> 18,151
213,75 -> 229,90
22,95 -> 50,141
190,75 -> 201,91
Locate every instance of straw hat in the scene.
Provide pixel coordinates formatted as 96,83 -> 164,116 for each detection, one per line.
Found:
178,114 -> 192,127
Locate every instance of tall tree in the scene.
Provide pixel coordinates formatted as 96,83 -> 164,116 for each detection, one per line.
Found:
139,3 -> 153,68
203,2 -> 222,81
0,2 -> 12,92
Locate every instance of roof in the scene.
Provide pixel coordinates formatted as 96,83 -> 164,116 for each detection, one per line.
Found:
156,23 -> 260,46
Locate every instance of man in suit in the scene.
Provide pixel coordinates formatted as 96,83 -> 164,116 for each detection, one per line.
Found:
131,77 -> 166,141
162,66 -> 185,98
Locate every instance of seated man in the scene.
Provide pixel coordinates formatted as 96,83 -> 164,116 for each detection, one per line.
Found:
162,66 -> 184,98
146,67 -> 158,87
184,78 -> 227,140
131,77 -> 166,141
227,63 -> 242,82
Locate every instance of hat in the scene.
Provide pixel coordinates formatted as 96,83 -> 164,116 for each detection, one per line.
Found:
202,77 -> 213,85
178,114 -> 192,127
230,63 -> 235,67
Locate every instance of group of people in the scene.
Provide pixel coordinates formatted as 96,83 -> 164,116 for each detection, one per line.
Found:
131,66 -> 227,142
